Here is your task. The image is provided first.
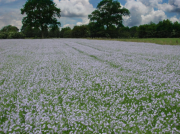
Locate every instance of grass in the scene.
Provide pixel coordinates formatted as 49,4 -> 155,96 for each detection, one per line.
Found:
88,38 -> 180,45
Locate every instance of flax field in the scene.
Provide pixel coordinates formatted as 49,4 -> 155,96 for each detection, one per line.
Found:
0,39 -> 180,133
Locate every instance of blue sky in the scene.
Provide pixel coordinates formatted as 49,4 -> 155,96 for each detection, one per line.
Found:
0,0 -> 180,30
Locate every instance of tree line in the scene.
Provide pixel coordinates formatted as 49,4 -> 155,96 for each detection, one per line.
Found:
0,25 -> 25,39
2,19 -> 179,39
59,19 -> 180,38
0,0 -> 180,39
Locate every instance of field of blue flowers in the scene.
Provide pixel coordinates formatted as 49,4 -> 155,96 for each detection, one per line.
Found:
0,39 -> 180,133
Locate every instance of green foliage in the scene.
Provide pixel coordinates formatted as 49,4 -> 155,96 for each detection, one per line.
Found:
87,18 -> 180,39
60,27 -> 71,38
89,0 -> 130,29
21,25 -> 33,38
72,25 -> 90,38
7,32 -> 25,39
118,26 -> 131,38
21,25 -> 41,38
49,25 -> 60,38
21,24 -> 60,38
0,25 -> 25,39
0,32 -> 25,39
0,25 -> 19,33
63,30 -> 72,38
106,25 -> 119,38
59,25 -> 90,38
88,22 -> 105,38
138,19 -> 180,38
173,21 -> 180,37
138,25 -> 148,38
156,19 -> 173,38
88,0 -> 130,38
0,32 -> 8,39
21,0 -> 61,38
129,26 -> 138,38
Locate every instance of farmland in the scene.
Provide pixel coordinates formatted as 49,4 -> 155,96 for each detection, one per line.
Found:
0,39 -> 180,133
89,38 -> 180,45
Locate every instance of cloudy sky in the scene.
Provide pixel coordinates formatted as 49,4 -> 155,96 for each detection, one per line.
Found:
0,0 -> 180,30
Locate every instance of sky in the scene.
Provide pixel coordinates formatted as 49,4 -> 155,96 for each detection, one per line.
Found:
0,0 -> 180,30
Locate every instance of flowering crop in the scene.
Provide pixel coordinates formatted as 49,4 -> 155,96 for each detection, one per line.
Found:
0,39 -> 180,133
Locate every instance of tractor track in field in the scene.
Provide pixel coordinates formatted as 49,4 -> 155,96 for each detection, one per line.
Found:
65,43 -> 124,70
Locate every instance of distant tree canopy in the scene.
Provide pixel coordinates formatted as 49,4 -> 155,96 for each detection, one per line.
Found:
0,25 -> 19,33
138,19 -> 180,38
0,25 -> 25,39
60,27 -> 71,38
72,25 -> 90,38
18,19 -> 180,39
49,24 -> 60,38
21,0 -> 61,38
88,0 -> 130,38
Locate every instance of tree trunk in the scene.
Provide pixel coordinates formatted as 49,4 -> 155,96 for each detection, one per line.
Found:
41,25 -> 44,39
42,31 -> 44,39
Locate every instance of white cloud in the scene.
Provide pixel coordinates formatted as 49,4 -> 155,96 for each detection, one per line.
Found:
59,16 -> 78,29
60,17 -> 90,29
0,0 -> 16,3
139,0 -> 162,7
125,0 -> 151,15
60,24 -> 74,29
6,0 -> 16,2
138,0 -> 180,13
124,0 -> 153,26
54,0 -> 94,28
170,16 -> 180,22
157,0 -> 180,12
169,0 -> 180,8
53,0 -> 94,17
142,10 -> 166,24
0,9 -> 24,30
123,0 -> 169,27
76,17 -> 89,26
63,24 -> 71,28
157,3 -> 175,12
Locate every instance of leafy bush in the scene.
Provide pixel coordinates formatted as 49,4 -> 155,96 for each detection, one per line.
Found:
0,32 -> 8,39
7,32 -> 25,39
72,25 -> 90,38
0,25 -> 19,33
63,30 -> 72,38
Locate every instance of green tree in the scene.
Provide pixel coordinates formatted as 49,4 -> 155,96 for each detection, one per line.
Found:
21,25 -> 41,38
129,26 -> 138,38
0,25 -> 19,33
88,22 -> 105,38
138,24 -> 147,38
63,30 -> 72,38
0,32 -> 8,39
21,25 -> 33,37
172,21 -> 180,37
21,0 -> 61,38
146,22 -> 157,38
156,19 -> 173,38
118,26 -> 130,38
49,25 -> 60,38
72,25 -> 90,38
138,22 -> 157,38
33,27 -> 42,38
88,0 -> 130,33
0,25 -> 25,39
60,27 -> 71,38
